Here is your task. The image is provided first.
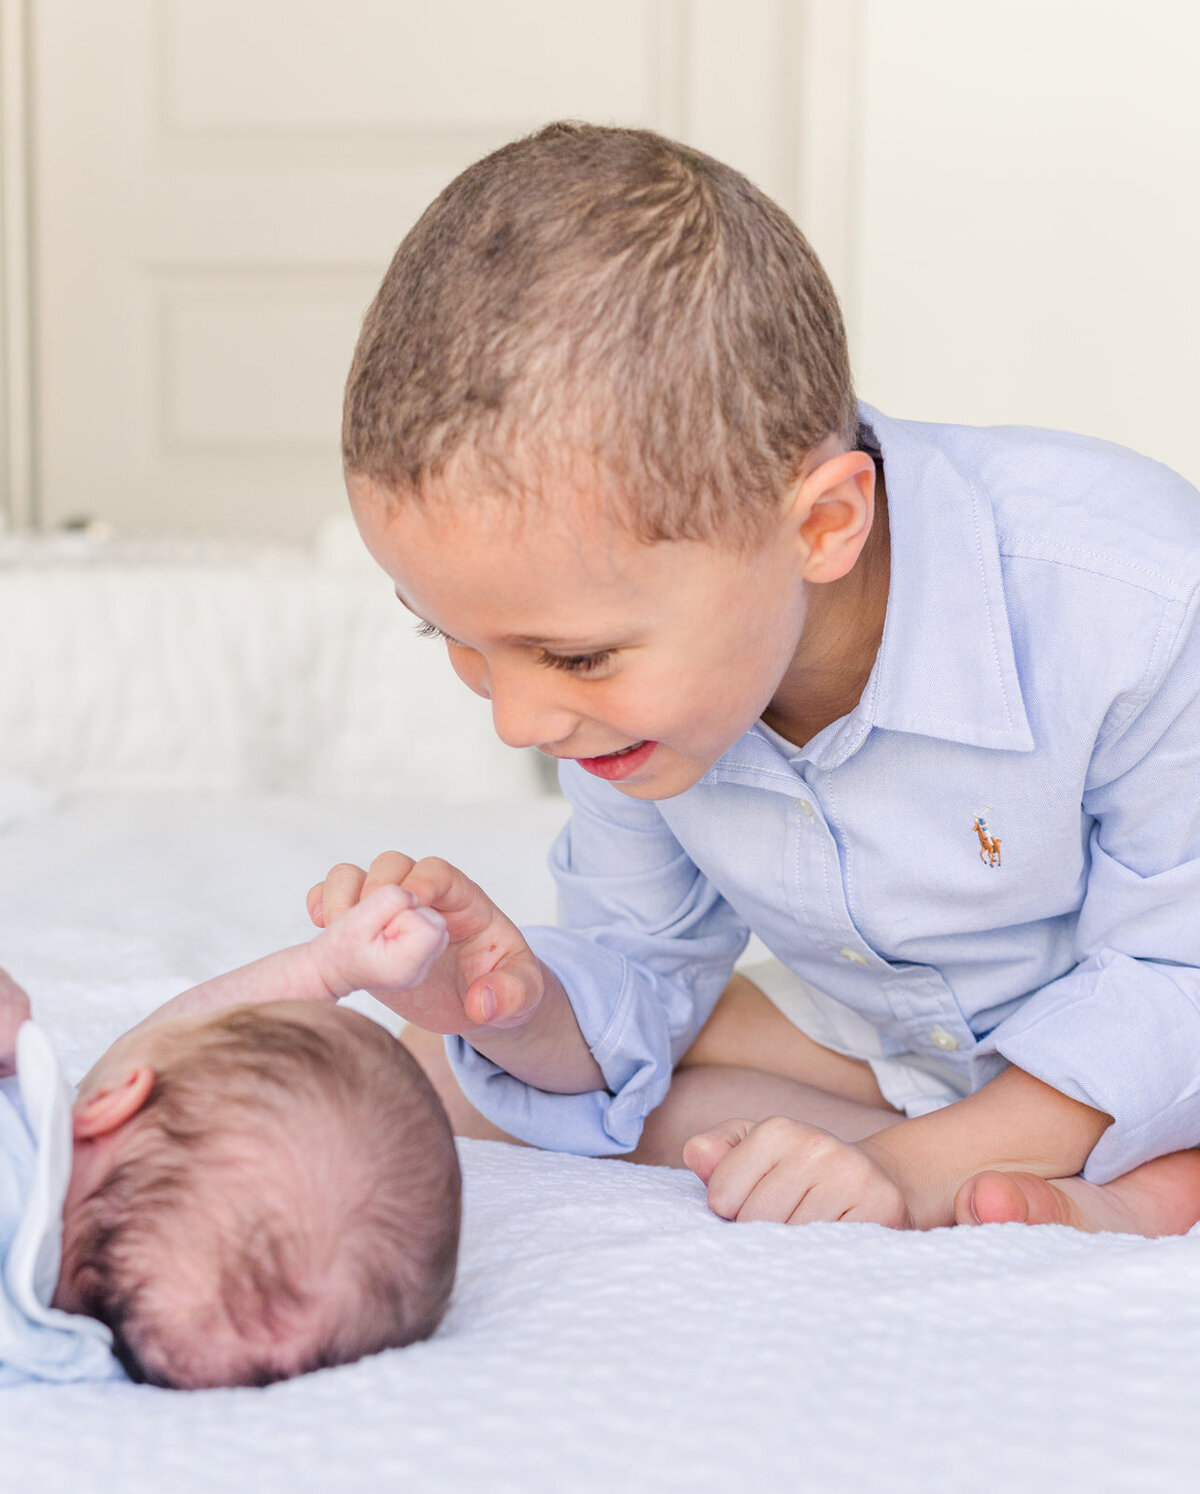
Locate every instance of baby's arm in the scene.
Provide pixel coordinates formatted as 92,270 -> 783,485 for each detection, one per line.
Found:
140,887 -> 449,1029
0,966 -> 32,1077
311,854 -> 606,1095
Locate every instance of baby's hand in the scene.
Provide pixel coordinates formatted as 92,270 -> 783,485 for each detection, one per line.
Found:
0,966 -> 32,1078
683,1116 -> 910,1228
313,886 -> 450,1003
307,853 -> 546,1034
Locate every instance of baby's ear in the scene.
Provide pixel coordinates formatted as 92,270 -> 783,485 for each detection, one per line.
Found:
73,1065 -> 157,1140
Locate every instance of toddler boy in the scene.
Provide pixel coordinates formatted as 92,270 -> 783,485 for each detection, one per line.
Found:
317,123 -> 1200,1235
1,886 -> 459,1387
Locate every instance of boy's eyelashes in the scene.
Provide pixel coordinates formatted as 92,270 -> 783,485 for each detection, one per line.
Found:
413,618 -> 453,643
538,648 -> 616,676
412,620 -> 615,676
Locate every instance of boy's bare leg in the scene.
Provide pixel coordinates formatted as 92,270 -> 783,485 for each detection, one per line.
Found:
624,1063 -> 900,1166
403,975 -> 1200,1237
400,971 -> 897,1151
674,973 -> 897,1108
400,1019 -> 901,1161
400,1023 -> 525,1144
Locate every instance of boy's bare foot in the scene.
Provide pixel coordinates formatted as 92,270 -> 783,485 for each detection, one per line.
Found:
954,1149 -> 1200,1238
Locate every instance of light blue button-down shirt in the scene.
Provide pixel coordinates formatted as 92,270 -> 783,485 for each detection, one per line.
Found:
448,405 -> 1200,1184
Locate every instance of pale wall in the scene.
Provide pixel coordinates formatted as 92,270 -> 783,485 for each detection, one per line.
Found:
2,0 -> 1197,536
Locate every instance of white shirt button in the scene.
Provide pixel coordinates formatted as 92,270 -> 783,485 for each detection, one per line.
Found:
797,798 -> 815,817
838,947 -> 869,966
929,1025 -> 959,1052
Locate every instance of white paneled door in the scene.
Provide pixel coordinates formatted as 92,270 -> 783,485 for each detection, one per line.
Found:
11,1 -> 1198,536
23,0 -> 809,537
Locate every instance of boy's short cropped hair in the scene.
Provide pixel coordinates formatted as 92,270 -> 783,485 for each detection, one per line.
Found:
69,1005 -> 461,1389
344,122 -> 856,546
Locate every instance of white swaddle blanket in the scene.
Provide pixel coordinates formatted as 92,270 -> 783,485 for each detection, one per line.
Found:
0,1024 -> 119,1385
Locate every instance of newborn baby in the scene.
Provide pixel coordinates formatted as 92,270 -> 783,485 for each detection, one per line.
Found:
0,886 -> 459,1389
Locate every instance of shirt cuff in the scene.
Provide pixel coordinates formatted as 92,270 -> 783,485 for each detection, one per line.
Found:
977,949 -> 1200,1182
444,926 -> 694,1156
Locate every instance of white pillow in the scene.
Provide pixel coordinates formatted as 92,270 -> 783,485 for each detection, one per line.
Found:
0,522 -> 542,800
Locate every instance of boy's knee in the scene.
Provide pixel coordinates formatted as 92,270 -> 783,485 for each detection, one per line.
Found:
621,1067 -> 716,1169
677,974 -> 763,1069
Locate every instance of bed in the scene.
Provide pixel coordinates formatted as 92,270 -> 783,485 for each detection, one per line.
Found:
2,531 -> 1198,1492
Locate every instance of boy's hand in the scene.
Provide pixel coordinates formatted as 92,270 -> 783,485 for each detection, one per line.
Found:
308,853 -> 547,1034
683,1116 -> 911,1228
312,885 -> 450,1003
0,967 -> 32,1078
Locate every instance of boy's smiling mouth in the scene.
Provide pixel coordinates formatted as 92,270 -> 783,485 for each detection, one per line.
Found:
572,740 -> 658,781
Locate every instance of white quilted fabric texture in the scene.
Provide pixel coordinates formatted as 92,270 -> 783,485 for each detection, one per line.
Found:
3,1143 -> 1200,1494
0,792 -> 1198,1491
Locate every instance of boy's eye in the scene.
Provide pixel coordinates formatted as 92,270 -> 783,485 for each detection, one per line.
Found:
536,649 -> 615,675
414,620 -> 464,648
415,619 -> 614,675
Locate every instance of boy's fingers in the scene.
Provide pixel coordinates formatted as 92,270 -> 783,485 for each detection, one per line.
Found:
783,1178 -> 847,1225
735,1161 -> 819,1224
400,857 -> 486,920
682,1118 -> 757,1187
312,852 -> 427,928
463,954 -> 542,1028
682,1133 -> 730,1185
320,863 -> 368,924
0,967 -> 31,1010
362,850 -> 418,900
357,882 -> 417,923
700,1119 -> 827,1220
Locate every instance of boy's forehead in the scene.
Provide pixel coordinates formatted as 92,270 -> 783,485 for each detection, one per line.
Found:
350,470 -> 637,571
350,474 -> 734,635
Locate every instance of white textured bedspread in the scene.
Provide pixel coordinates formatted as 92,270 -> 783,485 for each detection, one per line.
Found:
1,790 -> 1199,1493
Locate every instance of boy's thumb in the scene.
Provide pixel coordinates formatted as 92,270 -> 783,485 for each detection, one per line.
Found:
682,1117 -> 756,1183
464,960 -> 540,1029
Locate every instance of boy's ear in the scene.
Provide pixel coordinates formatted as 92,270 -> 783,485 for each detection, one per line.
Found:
72,1065 -> 157,1141
791,450 -> 877,582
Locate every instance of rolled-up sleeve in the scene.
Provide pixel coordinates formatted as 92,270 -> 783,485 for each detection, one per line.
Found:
446,761 -> 748,1155
979,588 -> 1200,1181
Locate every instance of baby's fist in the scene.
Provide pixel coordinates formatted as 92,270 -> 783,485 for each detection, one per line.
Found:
0,967 -> 32,1078
314,886 -> 449,1001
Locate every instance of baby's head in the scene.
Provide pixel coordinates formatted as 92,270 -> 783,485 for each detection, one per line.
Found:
55,1001 -> 460,1388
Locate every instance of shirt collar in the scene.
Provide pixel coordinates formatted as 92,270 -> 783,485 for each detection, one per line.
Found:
706,403 -> 1034,788
858,403 -> 1034,756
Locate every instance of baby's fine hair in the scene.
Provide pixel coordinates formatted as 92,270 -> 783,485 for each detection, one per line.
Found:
344,121 -> 856,546
70,1004 -> 461,1389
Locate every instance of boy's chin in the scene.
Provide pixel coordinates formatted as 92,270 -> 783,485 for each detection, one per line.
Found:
608,750 -> 711,801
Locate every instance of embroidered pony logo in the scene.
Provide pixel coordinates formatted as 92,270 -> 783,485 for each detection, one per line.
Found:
972,812 -> 1002,868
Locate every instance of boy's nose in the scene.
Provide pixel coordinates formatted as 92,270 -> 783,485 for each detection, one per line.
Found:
487,672 -> 579,752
